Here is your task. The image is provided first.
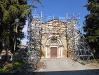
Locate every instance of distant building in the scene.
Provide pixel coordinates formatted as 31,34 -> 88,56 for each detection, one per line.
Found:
0,49 -> 12,56
0,49 -> 13,61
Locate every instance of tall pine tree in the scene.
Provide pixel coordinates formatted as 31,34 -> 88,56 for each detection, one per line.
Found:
0,0 -> 41,62
83,0 -> 99,58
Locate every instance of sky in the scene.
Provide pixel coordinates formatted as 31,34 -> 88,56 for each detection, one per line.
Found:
21,0 -> 89,45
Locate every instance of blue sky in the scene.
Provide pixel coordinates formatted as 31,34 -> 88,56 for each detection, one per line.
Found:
21,0 -> 89,45
34,0 -> 89,25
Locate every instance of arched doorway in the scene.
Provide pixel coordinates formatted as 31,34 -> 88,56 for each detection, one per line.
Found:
45,36 -> 63,58
50,47 -> 57,58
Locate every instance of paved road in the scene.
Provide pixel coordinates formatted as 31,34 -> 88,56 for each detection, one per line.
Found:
35,58 -> 99,75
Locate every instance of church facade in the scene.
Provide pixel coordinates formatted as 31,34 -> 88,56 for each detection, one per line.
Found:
41,19 -> 68,58
28,13 -> 92,61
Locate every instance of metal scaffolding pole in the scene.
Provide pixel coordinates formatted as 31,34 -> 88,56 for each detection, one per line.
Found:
22,12 -> 94,75
25,12 -> 42,75
66,13 -> 93,62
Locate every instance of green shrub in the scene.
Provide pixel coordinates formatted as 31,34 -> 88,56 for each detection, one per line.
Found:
0,66 -> 12,72
0,60 -> 26,72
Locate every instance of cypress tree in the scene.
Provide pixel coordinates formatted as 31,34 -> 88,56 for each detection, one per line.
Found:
83,0 -> 99,58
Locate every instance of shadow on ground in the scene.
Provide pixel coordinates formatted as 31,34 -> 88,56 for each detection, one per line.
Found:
0,69 -> 99,75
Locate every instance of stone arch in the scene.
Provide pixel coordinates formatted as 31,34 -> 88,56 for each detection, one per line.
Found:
45,36 -> 63,46
45,36 -> 63,58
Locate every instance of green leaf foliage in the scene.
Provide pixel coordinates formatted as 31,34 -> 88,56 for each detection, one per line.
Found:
83,0 -> 99,58
0,0 -> 41,62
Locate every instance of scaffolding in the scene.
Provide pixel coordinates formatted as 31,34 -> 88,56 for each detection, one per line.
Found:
42,16 -> 66,39
24,12 -> 42,75
66,14 -> 93,61
41,16 -> 67,58
23,12 -> 94,74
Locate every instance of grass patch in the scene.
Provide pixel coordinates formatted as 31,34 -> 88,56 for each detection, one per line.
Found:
0,60 -> 26,72
89,58 -> 99,63
0,66 -> 12,72
14,60 -> 26,70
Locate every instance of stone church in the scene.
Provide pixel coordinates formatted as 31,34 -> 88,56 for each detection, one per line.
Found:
41,19 -> 67,58
27,13 -> 92,62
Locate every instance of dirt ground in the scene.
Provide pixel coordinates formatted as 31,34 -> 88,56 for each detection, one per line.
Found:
35,58 -> 99,75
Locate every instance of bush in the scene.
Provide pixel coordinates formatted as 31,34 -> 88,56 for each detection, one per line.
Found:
0,60 -> 26,72
0,66 -> 12,72
14,60 -> 26,69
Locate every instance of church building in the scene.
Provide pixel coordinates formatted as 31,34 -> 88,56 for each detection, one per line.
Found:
41,19 -> 67,58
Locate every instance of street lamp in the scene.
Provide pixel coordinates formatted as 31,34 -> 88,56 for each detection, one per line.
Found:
12,18 -> 19,69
